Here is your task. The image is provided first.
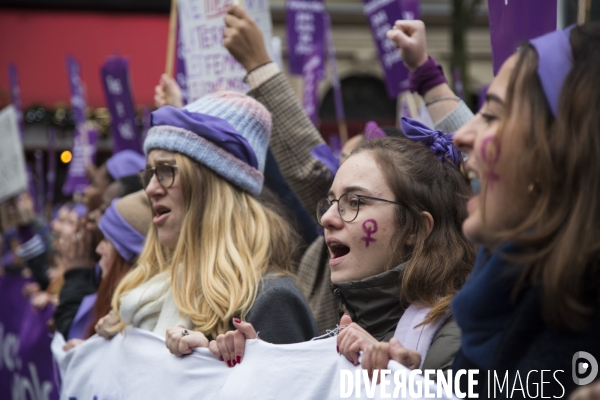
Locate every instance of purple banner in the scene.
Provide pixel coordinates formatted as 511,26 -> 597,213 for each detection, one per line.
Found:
453,68 -> 465,100
46,127 -> 57,205
324,13 -> 345,122
27,164 -> 36,206
100,57 -> 143,155
175,12 -> 189,106
302,44 -> 324,125
286,0 -> 325,76
401,0 -> 420,20
488,0 -> 557,75
62,127 -> 98,196
34,150 -> 45,214
0,274 -> 59,400
363,0 -> 407,98
66,55 -> 87,128
8,63 -> 25,140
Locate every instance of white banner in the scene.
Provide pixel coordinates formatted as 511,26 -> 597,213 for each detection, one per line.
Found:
0,105 -> 27,203
52,328 -> 458,400
178,0 -> 273,103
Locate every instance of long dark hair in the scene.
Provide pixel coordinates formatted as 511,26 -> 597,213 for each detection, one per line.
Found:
490,23 -> 600,331
353,137 -> 475,325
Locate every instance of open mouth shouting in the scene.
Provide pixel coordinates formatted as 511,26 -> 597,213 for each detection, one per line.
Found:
152,204 -> 172,225
326,237 -> 351,267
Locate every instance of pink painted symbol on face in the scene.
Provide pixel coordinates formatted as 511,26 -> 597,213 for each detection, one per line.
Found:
361,219 -> 378,248
480,136 -> 501,185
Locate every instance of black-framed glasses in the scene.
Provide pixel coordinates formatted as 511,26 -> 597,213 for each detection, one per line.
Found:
139,163 -> 178,189
316,193 -> 401,226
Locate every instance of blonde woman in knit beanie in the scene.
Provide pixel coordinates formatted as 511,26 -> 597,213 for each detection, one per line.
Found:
103,92 -> 317,352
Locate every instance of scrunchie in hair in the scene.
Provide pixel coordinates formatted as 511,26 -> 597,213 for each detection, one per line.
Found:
400,117 -> 461,166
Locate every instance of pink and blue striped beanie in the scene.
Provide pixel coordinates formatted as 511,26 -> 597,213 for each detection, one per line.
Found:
144,91 -> 272,196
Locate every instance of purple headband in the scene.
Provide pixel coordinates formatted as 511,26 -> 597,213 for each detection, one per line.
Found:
151,106 -> 258,169
98,199 -> 145,262
400,117 -> 461,166
530,25 -> 575,117
106,150 -> 146,180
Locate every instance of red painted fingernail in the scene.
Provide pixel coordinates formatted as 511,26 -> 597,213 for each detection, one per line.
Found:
219,356 -> 223,361
336,346 -> 339,353
232,360 -> 237,366
236,355 -> 241,364
233,318 -> 241,324
227,360 -> 232,367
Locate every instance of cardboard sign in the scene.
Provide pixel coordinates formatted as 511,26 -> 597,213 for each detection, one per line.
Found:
0,106 -> 27,203
178,0 -> 273,102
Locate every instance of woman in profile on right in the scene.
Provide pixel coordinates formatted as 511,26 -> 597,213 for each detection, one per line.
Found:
448,23 -> 600,398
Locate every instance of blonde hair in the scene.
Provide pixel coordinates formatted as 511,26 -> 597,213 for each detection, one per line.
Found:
112,153 -> 297,338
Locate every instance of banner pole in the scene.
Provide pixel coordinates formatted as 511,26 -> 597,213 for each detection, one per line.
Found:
577,0 -> 590,25
166,0 -> 179,77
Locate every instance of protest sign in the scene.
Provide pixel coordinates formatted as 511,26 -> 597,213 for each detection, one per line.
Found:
62,127 -> 98,196
324,13 -> 347,142
401,0 -> 420,20
178,0 -> 273,102
176,12 -> 189,106
46,128 -> 57,206
302,44 -> 324,125
100,57 -> 143,155
52,327 -> 457,400
287,0 -> 326,76
8,63 -> 25,140
0,106 -> 27,203
65,56 -> 87,127
488,0 -> 557,75
363,0 -> 407,98
0,274 -> 59,400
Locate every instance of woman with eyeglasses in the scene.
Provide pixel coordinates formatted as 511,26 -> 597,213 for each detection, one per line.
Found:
99,92 -> 317,351
201,119 -> 475,372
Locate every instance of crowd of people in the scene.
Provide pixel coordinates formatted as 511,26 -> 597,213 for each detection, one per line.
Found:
2,6 -> 600,399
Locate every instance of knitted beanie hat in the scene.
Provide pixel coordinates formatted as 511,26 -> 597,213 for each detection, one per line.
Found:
144,91 -> 272,196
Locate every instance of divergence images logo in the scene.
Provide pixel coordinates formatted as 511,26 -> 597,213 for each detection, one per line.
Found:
573,351 -> 598,386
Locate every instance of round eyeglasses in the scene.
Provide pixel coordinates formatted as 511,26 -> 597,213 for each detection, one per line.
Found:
139,163 -> 178,190
316,193 -> 401,226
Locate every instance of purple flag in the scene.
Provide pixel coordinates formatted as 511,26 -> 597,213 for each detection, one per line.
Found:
62,127 -> 98,196
176,12 -> 189,106
401,0 -> 420,20
488,0 -> 557,75
26,164 -> 36,206
363,0 -> 407,98
453,68 -> 465,100
46,127 -> 57,205
302,44 -> 324,125
324,13 -> 345,122
66,55 -> 87,127
100,57 -> 143,155
8,63 -> 25,140
34,150 -> 44,214
286,0 -> 326,76
0,274 -> 59,400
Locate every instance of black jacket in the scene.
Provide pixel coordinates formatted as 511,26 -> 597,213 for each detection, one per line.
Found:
53,268 -> 97,338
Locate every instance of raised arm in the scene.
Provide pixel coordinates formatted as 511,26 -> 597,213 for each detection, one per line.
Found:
224,5 -> 333,220
387,20 -> 474,133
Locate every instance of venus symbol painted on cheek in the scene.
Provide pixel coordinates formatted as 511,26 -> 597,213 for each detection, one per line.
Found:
361,219 -> 378,248
480,136 -> 501,186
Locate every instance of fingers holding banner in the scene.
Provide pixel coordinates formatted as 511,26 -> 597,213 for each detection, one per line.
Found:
222,5 -> 271,72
